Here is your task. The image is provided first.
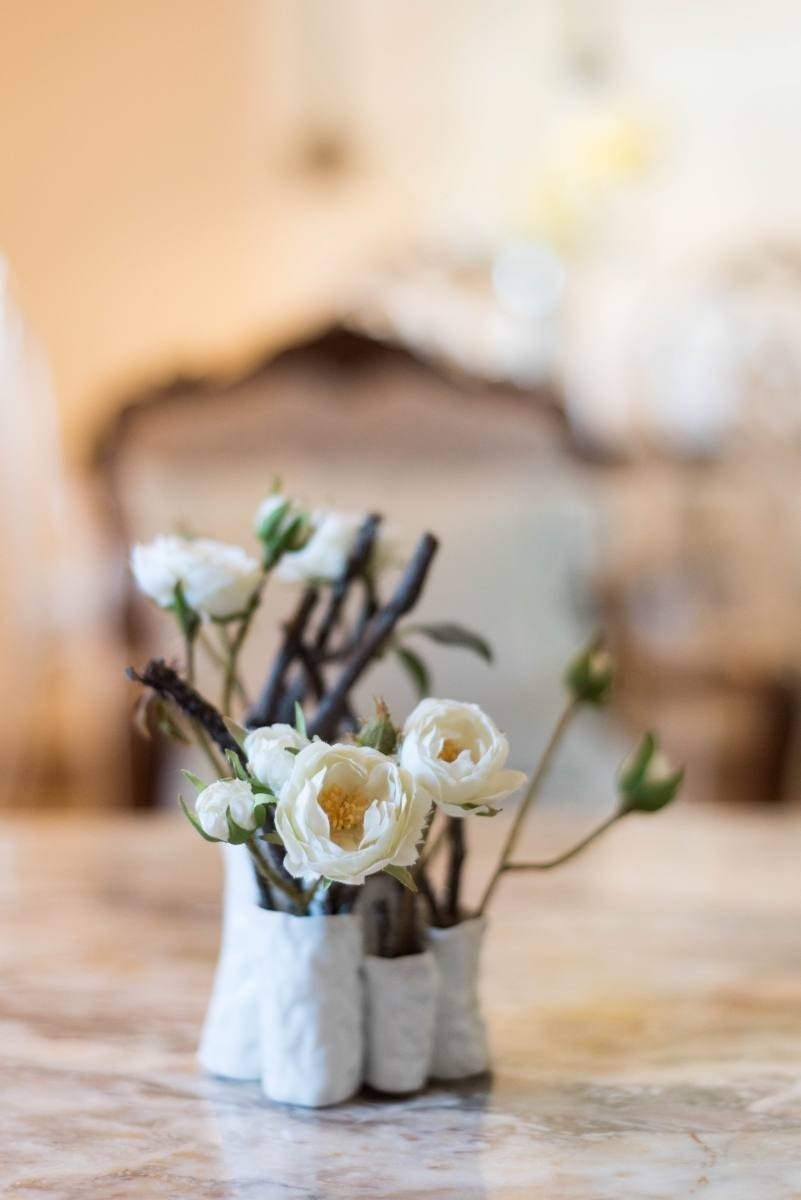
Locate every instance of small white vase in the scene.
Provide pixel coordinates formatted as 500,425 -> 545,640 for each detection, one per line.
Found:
425,916 -> 489,1080
257,910 -> 363,1107
198,844 -> 262,1080
364,951 -> 439,1094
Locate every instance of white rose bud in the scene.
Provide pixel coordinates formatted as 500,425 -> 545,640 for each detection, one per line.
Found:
195,779 -> 260,841
274,742 -> 430,885
244,723 -> 309,794
131,535 -> 261,620
400,698 -> 526,818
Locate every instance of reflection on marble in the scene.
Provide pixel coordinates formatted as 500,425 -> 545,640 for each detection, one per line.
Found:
2,806 -> 801,1198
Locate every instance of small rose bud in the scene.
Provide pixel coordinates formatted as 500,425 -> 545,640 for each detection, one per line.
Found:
618,733 -> 684,814
253,493 -> 310,569
357,698 -> 400,755
565,643 -> 615,705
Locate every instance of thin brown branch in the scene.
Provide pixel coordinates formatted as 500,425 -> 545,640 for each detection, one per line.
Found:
309,532 -> 439,739
126,659 -> 240,759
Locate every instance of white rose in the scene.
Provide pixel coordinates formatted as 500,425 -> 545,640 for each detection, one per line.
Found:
195,779 -> 259,841
131,535 -> 261,620
244,723 -> 309,794
276,509 -> 397,584
276,510 -> 362,584
400,698 -> 526,818
274,742 -> 430,885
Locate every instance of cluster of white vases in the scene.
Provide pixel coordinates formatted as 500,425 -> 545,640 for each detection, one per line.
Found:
198,846 -> 489,1107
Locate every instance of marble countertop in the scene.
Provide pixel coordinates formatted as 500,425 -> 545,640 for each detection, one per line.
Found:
3,805 -> 801,1199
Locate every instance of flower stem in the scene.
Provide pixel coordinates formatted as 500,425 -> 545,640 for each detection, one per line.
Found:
222,585 -> 264,715
477,697 -> 579,915
501,811 -> 622,873
184,629 -> 197,687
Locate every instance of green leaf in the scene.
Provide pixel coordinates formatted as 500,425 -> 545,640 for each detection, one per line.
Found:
383,864 -> 419,893
294,702 -> 307,738
223,718 -> 249,750
394,645 -> 431,698
179,796 -> 221,842
180,769 -> 207,793
406,622 -> 493,663
225,750 -> 249,782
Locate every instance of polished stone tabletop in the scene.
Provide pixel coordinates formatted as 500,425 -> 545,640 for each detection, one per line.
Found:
2,805 -> 801,1198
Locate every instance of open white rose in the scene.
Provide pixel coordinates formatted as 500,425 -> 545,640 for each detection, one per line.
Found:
400,698 -> 526,817
195,779 -> 260,841
274,742 -> 430,885
131,535 -> 261,620
244,723 -> 309,794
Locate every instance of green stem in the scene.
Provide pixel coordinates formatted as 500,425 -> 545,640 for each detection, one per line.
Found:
184,629 -> 197,687
477,697 -> 579,915
502,811 -> 622,873
222,581 -> 265,715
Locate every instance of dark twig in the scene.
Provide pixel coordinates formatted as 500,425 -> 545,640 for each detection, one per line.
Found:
126,659 -> 296,903
245,587 -> 318,727
444,817 -> 466,923
126,659 -> 240,759
309,533 -> 439,739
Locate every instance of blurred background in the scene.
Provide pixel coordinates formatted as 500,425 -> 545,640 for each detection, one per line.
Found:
3,0 -> 801,813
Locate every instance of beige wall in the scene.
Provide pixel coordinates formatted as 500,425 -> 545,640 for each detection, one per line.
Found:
2,1 -> 801,456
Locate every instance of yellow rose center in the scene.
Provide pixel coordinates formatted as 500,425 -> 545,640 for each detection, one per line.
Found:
319,783 -> 368,833
439,738 -> 464,763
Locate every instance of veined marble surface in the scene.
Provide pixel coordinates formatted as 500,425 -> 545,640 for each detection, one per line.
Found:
2,806 -> 801,1199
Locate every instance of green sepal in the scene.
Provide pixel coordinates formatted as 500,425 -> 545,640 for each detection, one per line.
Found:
179,795 -> 221,842
223,718 -> 249,750
618,732 -> 684,814
565,641 -> 614,706
180,769 -> 207,793
383,865 -> 418,893
394,645 -> 431,698
294,702 -> 307,738
225,750 -> 250,782
256,498 -> 290,542
405,622 -> 493,663
459,802 -> 501,817
251,802 -> 268,827
225,810 -> 254,845
356,698 -> 399,754
284,746 -> 302,757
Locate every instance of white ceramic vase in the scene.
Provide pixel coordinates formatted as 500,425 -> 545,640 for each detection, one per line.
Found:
425,916 -> 489,1079
363,951 -> 439,1094
197,844 -> 262,1080
257,910 -> 363,1107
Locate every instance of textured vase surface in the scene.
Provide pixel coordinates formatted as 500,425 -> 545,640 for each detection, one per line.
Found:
198,844 -> 262,1080
257,910 -> 363,1107
364,950 -> 439,1094
425,916 -> 489,1079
